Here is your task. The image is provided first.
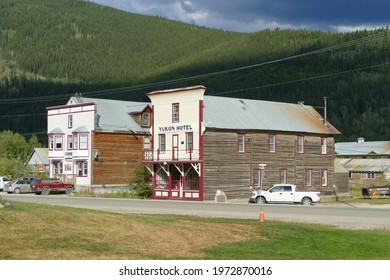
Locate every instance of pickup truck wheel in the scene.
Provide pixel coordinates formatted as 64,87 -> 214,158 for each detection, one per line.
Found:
41,187 -> 50,195
302,197 -> 312,205
256,196 -> 267,204
65,187 -> 73,195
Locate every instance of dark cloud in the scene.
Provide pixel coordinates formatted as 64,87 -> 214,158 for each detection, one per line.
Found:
90,0 -> 390,32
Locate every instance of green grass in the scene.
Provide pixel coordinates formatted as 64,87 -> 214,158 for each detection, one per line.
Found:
0,200 -> 389,260
204,222 -> 390,259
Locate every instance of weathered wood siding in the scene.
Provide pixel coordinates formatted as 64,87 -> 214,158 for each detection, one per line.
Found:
203,129 -> 336,200
92,132 -> 147,185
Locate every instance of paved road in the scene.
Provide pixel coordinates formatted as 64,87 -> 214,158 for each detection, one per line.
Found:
2,193 -> 390,230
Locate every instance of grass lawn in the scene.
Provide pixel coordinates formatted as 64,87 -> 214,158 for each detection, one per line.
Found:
0,201 -> 389,260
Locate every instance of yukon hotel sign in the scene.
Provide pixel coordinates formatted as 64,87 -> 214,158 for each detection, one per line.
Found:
158,124 -> 193,133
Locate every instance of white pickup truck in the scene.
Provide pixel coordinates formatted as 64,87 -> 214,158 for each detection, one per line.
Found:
249,184 -> 321,205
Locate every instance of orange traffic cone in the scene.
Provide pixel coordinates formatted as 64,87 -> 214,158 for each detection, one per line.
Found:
259,207 -> 265,222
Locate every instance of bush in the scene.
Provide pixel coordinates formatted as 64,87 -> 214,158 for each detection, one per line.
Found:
129,162 -> 152,199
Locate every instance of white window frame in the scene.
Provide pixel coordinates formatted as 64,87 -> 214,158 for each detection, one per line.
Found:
79,134 -> 88,150
54,135 -> 63,150
321,137 -> 327,155
269,134 -> 276,153
298,136 -> 304,154
238,133 -> 245,154
321,169 -> 328,187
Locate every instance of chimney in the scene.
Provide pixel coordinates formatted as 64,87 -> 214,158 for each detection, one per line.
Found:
357,137 -> 365,143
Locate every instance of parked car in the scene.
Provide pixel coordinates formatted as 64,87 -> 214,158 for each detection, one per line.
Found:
4,179 -> 34,194
0,176 -> 10,192
30,178 -> 75,195
249,184 -> 321,205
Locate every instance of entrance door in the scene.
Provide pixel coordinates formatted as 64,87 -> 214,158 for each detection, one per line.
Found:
172,134 -> 179,160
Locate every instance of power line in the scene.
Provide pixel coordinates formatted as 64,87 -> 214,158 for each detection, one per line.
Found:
0,29 -> 389,105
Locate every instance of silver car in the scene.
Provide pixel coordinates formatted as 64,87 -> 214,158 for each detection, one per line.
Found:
4,179 -> 33,194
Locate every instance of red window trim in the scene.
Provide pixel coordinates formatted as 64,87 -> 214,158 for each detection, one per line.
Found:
320,169 -> 328,187
305,168 -> 313,188
279,168 -> 287,184
321,137 -> 327,155
269,134 -> 276,153
297,135 -> 304,154
237,133 -> 246,154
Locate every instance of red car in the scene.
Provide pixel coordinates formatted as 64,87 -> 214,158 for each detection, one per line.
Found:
30,178 -> 74,195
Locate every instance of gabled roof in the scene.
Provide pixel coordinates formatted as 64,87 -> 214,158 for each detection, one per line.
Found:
203,96 -> 340,135
335,141 -> 390,156
75,97 -> 150,133
26,148 -> 48,166
336,158 -> 390,172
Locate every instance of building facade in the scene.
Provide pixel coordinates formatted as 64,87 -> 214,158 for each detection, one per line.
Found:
47,96 -> 151,187
143,85 -> 341,201
336,137 -> 390,188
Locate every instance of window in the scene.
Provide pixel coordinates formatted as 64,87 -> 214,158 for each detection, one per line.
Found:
142,112 -> 151,127
238,133 -> 245,153
305,169 -> 312,187
366,172 -> 375,179
253,169 -> 263,188
279,168 -> 287,184
65,163 -> 72,172
321,138 -> 327,155
67,135 -> 73,150
172,103 -> 179,123
79,134 -> 88,150
54,136 -> 63,150
159,134 -> 166,152
321,169 -> 328,187
77,161 -> 88,177
48,135 -> 54,150
68,115 -> 73,128
297,136 -> 304,154
143,137 -> 151,150
186,132 -> 193,151
52,161 -> 63,175
73,134 -> 78,150
269,134 -> 276,153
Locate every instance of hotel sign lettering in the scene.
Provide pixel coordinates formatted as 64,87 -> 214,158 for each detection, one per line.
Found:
158,124 -> 193,133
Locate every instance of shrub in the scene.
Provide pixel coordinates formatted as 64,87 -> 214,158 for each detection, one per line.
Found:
129,162 -> 152,199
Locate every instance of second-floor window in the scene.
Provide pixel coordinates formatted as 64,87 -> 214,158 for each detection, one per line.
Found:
159,134 -> 166,152
269,134 -> 276,153
143,137 -> 151,150
238,133 -> 245,153
67,135 -> 73,150
54,136 -> 63,150
79,134 -> 88,150
49,135 -> 54,150
186,132 -> 193,151
172,103 -> 179,123
297,136 -> 304,154
68,115 -> 73,128
321,137 -> 327,155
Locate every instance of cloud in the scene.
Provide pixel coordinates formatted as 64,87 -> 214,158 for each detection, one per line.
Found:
89,0 -> 390,32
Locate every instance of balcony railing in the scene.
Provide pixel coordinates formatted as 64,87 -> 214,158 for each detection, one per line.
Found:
143,149 -> 201,162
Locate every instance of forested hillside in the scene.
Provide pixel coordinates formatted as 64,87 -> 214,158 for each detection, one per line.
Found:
1,0 -> 390,143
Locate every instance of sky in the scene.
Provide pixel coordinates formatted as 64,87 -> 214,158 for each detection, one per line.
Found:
89,0 -> 390,33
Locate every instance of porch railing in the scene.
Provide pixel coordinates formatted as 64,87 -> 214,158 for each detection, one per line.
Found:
143,149 -> 201,162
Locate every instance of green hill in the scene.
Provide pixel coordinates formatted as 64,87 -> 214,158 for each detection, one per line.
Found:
1,0 -> 390,143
